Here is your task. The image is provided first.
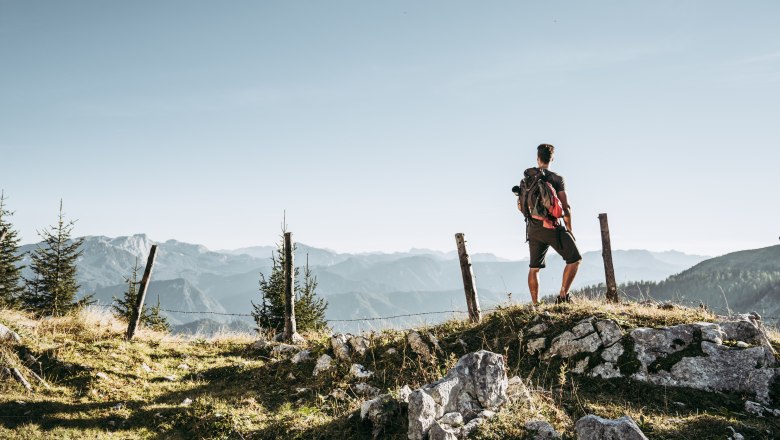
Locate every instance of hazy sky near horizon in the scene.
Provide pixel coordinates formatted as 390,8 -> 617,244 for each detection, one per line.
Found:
1,1 -> 778,260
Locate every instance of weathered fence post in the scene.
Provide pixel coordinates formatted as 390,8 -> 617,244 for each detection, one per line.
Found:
598,213 -> 619,303
126,244 -> 158,340
283,232 -> 299,342
455,233 -> 481,323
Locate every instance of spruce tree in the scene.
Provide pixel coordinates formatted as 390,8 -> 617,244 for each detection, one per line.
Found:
0,191 -> 25,307
112,257 -> 169,332
251,232 -> 327,332
295,256 -> 327,331
23,200 -> 89,316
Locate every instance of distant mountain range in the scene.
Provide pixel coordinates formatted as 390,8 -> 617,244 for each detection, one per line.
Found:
17,234 -> 710,333
615,245 -> 780,321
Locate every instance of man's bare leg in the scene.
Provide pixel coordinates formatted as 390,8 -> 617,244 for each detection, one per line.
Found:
559,261 -> 581,298
528,268 -> 540,305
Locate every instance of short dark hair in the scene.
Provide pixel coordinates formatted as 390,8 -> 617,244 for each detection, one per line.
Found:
537,144 -> 555,164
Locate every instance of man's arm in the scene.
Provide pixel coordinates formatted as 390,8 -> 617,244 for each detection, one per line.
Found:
558,190 -> 574,237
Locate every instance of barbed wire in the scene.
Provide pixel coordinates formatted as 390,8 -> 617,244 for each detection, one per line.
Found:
87,300 -> 780,330
88,303 -> 496,323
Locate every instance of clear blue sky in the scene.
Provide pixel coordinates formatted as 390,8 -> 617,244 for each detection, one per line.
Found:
1,1 -> 778,259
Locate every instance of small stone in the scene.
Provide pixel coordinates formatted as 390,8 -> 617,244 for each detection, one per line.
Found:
329,389 -> 347,400
162,375 -> 177,382
291,349 -> 311,364
348,335 -> 370,356
331,334 -> 351,362
181,398 -> 193,407
525,419 -> 562,439
95,372 -> 109,380
0,323 -> 21,344
575,414 -> 648,440
745,401 -> 765,416
349,363 -> 374,379
736,341 -> 750,348
527,337 -> 546,354
386,348 -> 397,355
698,322 -> 726,345
177,363 -> 190,370
353,382 -> 380,397
439,412 -> 464,427
727,426 -> 745,440
507,376 -> 533,406
407,331 -> 433,360
141,363 -> 153,373
461,417 -> 486,438
398,384 -> 413,403
428,419 -> 461,440
250,339 -> 270,350
272,343 -> 299,355
527,323 -> 548,335
312,354 -> 333,376
571,318 -> 596,338
478,409 -> 496,419
111,403 -> 124,410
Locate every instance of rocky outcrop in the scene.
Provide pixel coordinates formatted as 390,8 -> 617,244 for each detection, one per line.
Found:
525,315 -> 779,405
574,415 -> 648,440
407,350 -> 509,440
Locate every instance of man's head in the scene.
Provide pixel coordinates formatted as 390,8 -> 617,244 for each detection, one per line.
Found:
537,143 -> 555,167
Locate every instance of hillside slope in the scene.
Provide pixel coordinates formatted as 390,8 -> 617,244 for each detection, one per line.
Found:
1,301 -> 778,439
617,245 -> 780,318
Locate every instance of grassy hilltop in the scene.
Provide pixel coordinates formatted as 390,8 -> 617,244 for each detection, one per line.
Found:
1,300 -> 780,439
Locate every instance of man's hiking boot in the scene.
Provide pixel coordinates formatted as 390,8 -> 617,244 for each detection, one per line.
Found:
555,294 -> 571,305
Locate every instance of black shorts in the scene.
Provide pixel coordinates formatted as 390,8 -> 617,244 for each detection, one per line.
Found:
528,223 -> 582,269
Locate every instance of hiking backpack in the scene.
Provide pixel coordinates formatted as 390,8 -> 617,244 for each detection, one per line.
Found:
514,168 -> 564,224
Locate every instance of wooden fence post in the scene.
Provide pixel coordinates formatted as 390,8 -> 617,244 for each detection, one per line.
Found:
455,233 -> 481,323
126,245 -> 158,340
283,232 -> 298,342
598,214 -> 619,303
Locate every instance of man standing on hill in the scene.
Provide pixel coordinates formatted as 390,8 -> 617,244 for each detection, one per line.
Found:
516,144 -> 582,305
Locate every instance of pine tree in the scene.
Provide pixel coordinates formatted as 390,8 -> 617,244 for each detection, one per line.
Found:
112,257 -> 169,332
295,256 -> 327,331
23,200 -> 90,316
0,191 -> 25,308
251,232 -> 328,332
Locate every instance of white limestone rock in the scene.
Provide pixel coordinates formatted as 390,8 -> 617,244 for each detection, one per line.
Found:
525,419 -> 562,439
312,354 -> 333,376
350,363 -> 374,379
575,414 -> 648,440
331,334 -> 351,362
595,320 -> 623,347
